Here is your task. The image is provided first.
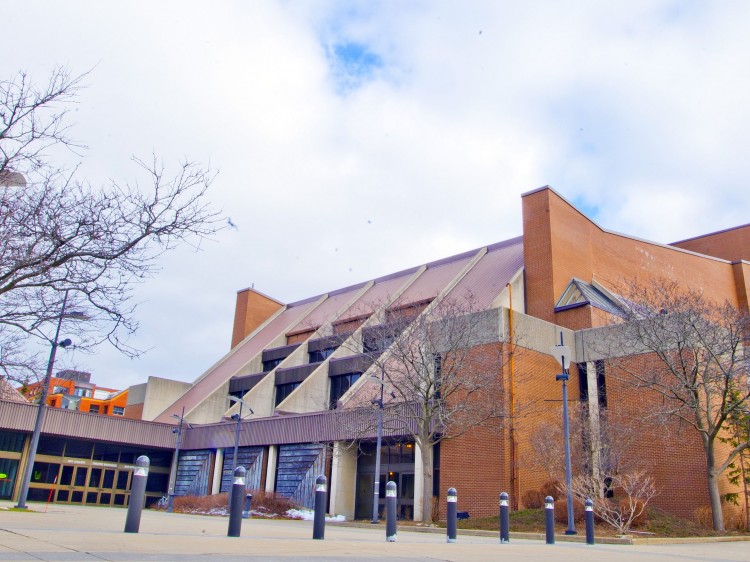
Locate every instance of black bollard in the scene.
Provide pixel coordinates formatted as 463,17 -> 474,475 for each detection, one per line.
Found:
446,487 -> 457,543
313,475 -> 327,540
544,495 -> 555,544
227,466 -> 246,537
385,480 -> 397,542
499,491 -> 510,543
242,494 -> 253,519
585,498 -> 595,545
124,455 -> 150,533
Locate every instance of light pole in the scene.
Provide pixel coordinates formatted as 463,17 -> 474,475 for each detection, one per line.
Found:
371,378 -> 385,524
16,290 -> 86,509
550,333 -> 577,535
166,407 -> 189,513
227,395 -> 252,506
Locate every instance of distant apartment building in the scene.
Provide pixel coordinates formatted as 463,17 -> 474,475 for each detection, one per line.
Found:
20,370 -> 128,417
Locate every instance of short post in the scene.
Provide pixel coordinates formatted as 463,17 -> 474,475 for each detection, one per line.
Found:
499,491 -> 510,543
544,495 -> 555,545
585,498 -> 595,545
124,455 -> 149,533
385,480 -> 397,542
446,487 -> 457,543
313,475 -> 327,540
242,494 -> 253,519
227,466 -> 246,537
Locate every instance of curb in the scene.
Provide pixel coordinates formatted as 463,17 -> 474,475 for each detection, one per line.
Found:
330,521 -> 750,545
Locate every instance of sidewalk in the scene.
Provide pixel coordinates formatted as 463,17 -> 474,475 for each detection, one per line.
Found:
1,502 -> 749,562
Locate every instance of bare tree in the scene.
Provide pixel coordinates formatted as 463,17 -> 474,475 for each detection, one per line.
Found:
568,470 -> 657,535
342,295 -> 505,523
1,67 -> 222,384
600,279 -> 750,531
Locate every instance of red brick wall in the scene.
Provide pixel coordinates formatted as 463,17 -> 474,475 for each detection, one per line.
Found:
671,223 -> 750,262
522,188 -> 743,329
231,288 -> 284,348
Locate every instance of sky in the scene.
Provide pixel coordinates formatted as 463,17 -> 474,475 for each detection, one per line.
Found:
5,0 -> 750,390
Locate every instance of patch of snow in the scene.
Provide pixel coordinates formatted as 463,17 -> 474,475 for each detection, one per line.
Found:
285,508 -> 346,522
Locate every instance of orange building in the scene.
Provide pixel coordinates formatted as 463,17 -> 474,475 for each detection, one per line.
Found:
20,370 -> 128,417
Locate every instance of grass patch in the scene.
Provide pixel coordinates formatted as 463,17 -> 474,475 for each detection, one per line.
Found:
452,507 -> 750,538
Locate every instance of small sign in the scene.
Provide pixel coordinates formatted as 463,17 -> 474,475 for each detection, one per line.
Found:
233,476 -> 246,485
386,489 -> 397,498
315,484 -> 326,492
585,505 -> 593,511
0,473 -> 7,479
545,502 -> 553,509
500,500 -> 508,507
447,496 -> 457,503
134,467 -> 148,477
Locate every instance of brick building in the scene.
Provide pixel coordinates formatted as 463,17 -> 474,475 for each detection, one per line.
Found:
1,186 -> 747,523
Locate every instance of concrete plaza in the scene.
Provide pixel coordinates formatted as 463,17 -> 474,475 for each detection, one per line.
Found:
1,502 -> 749,562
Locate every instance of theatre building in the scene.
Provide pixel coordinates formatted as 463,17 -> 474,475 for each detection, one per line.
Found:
1,186 -> 748,522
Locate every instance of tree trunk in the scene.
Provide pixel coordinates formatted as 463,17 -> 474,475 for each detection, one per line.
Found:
705,441 -> 725,532
420,441 -> 434,523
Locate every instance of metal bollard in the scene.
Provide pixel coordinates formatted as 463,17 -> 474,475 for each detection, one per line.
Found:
227,466 -> 246,537
124,455 -> 150,533
242,494 -> 253,519
313,475 -> 327,540
385,480 -> 397,542
446,487 -> 457,543
544,495 -> 555,544
499,491 -> 510,543
585,498 -> 595,545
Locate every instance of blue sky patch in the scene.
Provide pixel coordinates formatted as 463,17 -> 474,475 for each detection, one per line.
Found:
327,41 -> 383,94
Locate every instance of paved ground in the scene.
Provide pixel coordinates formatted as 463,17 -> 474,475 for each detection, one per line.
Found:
1,502 -> 749,562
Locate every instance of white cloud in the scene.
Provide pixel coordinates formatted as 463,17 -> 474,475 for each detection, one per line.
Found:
4,0 -> 750,388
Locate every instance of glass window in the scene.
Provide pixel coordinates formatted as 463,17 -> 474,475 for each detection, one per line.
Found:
112,406 -> 125,416
0,431 -> 24,453
59,465 -> 73,486
37,436 -> 65,456
329,373 -> 361,409
88,405 -> 100,414
31,462 -> 60,484
263,357 -> 285,372
275,382 -> 300,406
93,443 -> 120,463
74,468 -> 88,487
146,472 -> 169,493
309,347 -> 336,363
116,471 -> 129,490
65,440 -> 93,460
56,490 -> 69,502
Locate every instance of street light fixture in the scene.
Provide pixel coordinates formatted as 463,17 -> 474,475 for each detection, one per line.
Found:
550,333 -> 577,535
166,407 -> 191,513
365,372 -> 389,524
227,395 -> 253,506
16,290 -> 88,509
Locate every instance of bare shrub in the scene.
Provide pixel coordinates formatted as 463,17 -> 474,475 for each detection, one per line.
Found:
522,489 -> 545,509
694,505 -> 713,529
153,490 -> 300,517
553,497 -> 586,524
540,480 -> 562,500
568,471 -> 657,535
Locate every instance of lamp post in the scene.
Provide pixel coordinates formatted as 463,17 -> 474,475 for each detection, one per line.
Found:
371,377 -> 385,524
166,407 -> 189,513
227,395 -> 253,506
16,290 -> 86,509
550,333 -> 577,535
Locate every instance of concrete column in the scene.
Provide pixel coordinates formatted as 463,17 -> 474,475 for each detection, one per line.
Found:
414,442 -> 424,521
211,449 -> 224,494
585,361 -> 602,485
264,445 -> 278,493
330,442 -> 356,519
